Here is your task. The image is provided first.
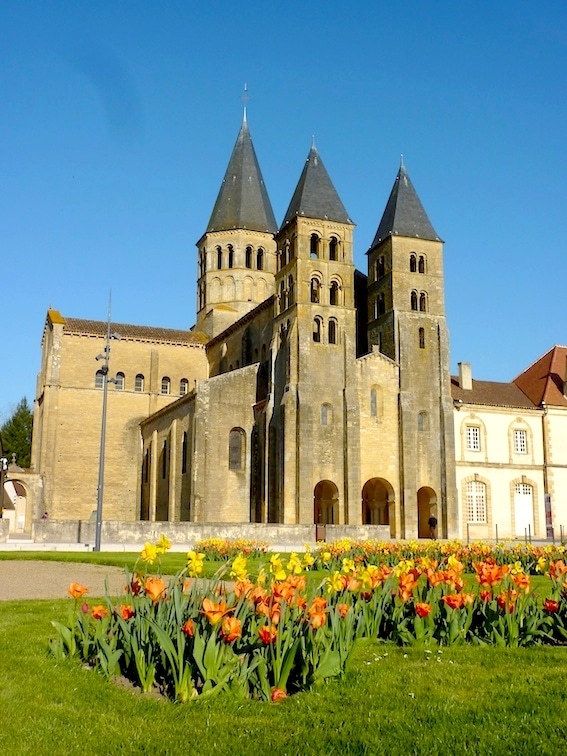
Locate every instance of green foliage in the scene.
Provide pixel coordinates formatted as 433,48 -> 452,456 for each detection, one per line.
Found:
0,397 -> 33,468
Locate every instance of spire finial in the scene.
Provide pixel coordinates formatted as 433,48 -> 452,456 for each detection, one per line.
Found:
400,153 -> 405,169
242,83 -> 249,123
311,134 -> 316,150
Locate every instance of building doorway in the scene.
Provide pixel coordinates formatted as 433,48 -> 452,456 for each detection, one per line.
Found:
362,478 -> 393,533
417,486 -> 437,538
314,480 -> 339,524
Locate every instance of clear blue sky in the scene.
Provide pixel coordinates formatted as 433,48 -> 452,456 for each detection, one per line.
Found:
2,1 -> 567,420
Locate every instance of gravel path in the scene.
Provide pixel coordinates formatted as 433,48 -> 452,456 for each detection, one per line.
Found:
0,560 -> 130,601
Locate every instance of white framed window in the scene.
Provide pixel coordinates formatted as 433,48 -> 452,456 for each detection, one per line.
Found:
161,376 -> 171,395
466,426 -> 481,451
466,480 -> 486,523
135,374 -> 144,392
115,372 -> 125,390
514,429 -> 527,454
179,378 -> 189,396
95,370 -> 105,389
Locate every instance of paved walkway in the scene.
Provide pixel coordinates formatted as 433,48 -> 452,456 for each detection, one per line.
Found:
0,560 -> 129,600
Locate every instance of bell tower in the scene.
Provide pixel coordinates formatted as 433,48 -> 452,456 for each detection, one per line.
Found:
366,162 -> 457,538
195,114 -> 278,338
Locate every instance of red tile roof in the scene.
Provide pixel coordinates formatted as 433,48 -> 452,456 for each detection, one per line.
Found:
451,377 -> 536,408
513,345 -> 567,408
62,317 -> 208,346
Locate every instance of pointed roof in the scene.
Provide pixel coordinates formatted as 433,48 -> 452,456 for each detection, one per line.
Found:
206,117 -> 277,234
281,144 -> 352,228
369,163 -> 440,249
513,345 -> 567,407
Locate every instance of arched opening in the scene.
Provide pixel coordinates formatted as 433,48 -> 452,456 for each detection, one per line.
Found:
328,319 -> 337,344
216,246 -> 223,269
228,245 -> 234,269
310,233 -> 320,258
418,255 -> 426,273
245,246 -> 253,268
410,253 -> 417,272
329,236 -> 338,260
417,486 -> 438,538
257,248 -> 264,270
310,277 -> 320,303
362,478 -> 394,533
2,479 -> 28,533
419,292 -> 427,312
410,291 -> 418,311
330,280 -> 339,305
312,317 -> 322,343
314,480 -> 339,524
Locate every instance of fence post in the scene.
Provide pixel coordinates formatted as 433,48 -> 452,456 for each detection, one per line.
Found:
466,522 -> 470,545
495,524 -> 499,544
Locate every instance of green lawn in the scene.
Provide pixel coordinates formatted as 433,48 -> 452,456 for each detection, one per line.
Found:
1,596 -> 565,755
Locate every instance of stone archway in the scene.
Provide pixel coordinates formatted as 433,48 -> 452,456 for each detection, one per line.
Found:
417,486 -> 438,538
2,479 -> 28,533
362,478 -> 394,534
314,480 -> 339,525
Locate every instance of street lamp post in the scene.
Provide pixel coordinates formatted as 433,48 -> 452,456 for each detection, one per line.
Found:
94,312 -> 120,552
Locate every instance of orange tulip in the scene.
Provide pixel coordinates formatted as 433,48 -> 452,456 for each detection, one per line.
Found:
543,598 -> 559,614
234,579 -> 255,599
309,610 -> 327,630
548,560 -> 567,579
442,594 -> 463,610
119,604 -> 134,620
91,604 -> 108,620
271,687 -> 287,702
337,603 -> 350,618
144,576 -> 167,603
181,619 -> 195,637
221,616 -> 242,643
201,597 -> 230,624
512,572 -> 530,594
415,602 -> 431,618
68,583 -> 88,599
258,624 -> 278,644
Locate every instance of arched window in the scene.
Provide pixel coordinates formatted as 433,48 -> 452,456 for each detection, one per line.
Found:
179,378 -> 189,396
370,388 -> 377,417
228,428 -> 245,471
115,371 -> 125,390
410,253 -> 417,272
289,236 -> 296,261
161,376 -> 171,395
216,246 -> 222,269
466,481 -> 487,523
95,370 -> 105,389
279,280 -> 286,312
418,255 -> 426,273
161,439 -> 168,479
330,280 -> 339,306
310,277 -> 320,303
328,319 -> 337,344
257,248 -> 264,270
313,317 -> 322,343
418,411 -> 428,431
310,233 -> 320,258
321,403 -> 333,426
228,245 -> 234,269
181,431 -> 188,474
288,275 -> 295,306
135,374 -> 144,392
245,246 -> 253,268
411,291 -> 418,311
376,256 -> 385,279
329,236 -> 338,261
370,385 -> 383,418
419,327 -> 425,349
378,292 -> 385,315
419,292 -> 427,312
282,240 -> 289,268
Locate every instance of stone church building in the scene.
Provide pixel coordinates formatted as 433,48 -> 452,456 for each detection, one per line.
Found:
23,116 -> 567,543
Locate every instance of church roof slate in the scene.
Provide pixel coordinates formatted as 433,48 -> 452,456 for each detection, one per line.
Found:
206,117 -> 278,235
369,164 -> 440,250
62,317 -> 207,345
281,145 -> 352,227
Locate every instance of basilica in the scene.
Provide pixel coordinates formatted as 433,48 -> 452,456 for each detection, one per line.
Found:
19,115 -> 567,543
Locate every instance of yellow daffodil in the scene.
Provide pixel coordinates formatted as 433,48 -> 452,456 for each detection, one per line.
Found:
140,542 -> 158,564
536,557 -> 547,573
287,553 -> 303,575
342,557 -> 356,574
302,552 -> 315,568
230,553 -> 248,580
326,570 -> 347,593
156,534 -> 172,554
187,550 -> 205,577
321,551 -> 332,564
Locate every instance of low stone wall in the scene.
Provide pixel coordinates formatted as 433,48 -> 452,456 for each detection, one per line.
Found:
0,519 -> 9,543
31,520 -> 391,547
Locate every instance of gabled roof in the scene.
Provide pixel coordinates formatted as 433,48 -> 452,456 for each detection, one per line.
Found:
56,314 -> 207,346
513,345 -> 567,408
281,144 -> 352,228
369,164 -> 440,250
206,117 -> 277,234
451,377 -> 536,409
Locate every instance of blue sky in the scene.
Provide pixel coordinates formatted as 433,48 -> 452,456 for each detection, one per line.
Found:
2,1 -> 567,419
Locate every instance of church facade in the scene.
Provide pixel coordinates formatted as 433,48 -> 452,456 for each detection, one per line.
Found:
24,116 -> 567,542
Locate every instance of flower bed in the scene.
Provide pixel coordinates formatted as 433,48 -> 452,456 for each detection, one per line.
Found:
51,538 -> 567,703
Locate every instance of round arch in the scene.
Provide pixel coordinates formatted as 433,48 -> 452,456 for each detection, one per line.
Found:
417,486 -> 438,538
314,480 -> 339,524
362,478 -> 394,532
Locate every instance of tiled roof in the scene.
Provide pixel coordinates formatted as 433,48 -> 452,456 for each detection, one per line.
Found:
513,345 -> 567,408
281,145 -> 352,227
451,377 -> 536,408
206,117 -> 278,234
369,164 -> 440,250
62,317 -> 208,345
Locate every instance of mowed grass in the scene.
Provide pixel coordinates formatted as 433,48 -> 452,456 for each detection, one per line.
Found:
1,597 -> 566,756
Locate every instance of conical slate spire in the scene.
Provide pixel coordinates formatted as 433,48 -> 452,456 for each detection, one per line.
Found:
369,164 -> 440,249
206,118 -> 277,234
281,145 -> 352,228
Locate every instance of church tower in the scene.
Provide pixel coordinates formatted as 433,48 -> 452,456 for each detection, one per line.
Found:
267,143 -> 359,525
366,163 -> 457,538
195,114 -> 278,338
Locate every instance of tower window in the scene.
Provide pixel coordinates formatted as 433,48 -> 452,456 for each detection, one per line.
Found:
181,431 -> 188,474
329,236 -> 338,261
330,280 -> 339,306
328,319 -> 337,344
115,372 -> 125,390
280,280 -> 286,312
161,440 -> 168,479
310,233 -> 320,258
419,292 -> 427,312
419,327 -> 425,349
245,246 -> 253,268
135,374 -> 144,392
410,253 -> 417,272
378,292 -> 385,315
288,275 -> 295,306
216,246 -> 222,269
376,256 -> 385,279
313,317 -> 322,343
321,403 -> 333,426
228,245 -> 234,269
228,428 -> 245,471
161,376 -> 171,395
418,255 -> 426,273
310,277 -> 321,303
411,291 -> 418,311
257,248 -> 264,270
418,411 -> 428,431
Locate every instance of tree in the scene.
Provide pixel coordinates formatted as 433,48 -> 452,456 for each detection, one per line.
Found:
0,398 -> 33,469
